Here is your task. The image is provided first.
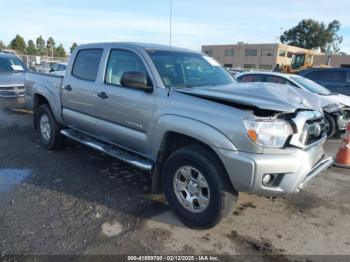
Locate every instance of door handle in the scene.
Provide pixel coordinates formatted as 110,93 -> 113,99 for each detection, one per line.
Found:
97,91 -> 108,99
64,85 -> 72,91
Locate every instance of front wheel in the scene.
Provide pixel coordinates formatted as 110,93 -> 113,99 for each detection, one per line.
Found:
324,113 -> 337,138
162,145 -> 237,229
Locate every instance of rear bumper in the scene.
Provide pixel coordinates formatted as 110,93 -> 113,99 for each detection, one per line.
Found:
217,141 -> 333,196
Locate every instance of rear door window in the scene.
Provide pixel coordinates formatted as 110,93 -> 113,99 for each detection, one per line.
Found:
307,70 -> 346,82
326,70 -> 346,82
238,74 -> 265,83
306,71 -> 324,81
72,49 -> 103,81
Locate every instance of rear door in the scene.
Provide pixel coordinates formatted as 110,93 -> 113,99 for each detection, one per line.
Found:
61,48 -> 103,135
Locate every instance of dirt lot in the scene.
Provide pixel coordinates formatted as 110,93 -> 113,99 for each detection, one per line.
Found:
1,108 -> 350,259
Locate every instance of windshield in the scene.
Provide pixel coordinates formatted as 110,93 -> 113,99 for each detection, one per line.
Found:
0,56 -> 27,73
291,54 -> 305,69
147,50 -> 236,88
291,76 -> 332,95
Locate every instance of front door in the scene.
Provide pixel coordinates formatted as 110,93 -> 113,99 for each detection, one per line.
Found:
94,48 -> 157,156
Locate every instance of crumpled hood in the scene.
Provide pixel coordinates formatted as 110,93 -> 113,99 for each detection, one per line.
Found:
319,93 -> 350,108
0,72 -> 25,86
175,82 -> 318,113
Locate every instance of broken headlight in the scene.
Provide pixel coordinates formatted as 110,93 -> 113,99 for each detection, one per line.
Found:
243,119 -> 293,148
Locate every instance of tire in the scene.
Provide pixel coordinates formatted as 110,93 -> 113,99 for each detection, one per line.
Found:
162,145 -> 238,229
35,104 -> 65,150
325,113 -> 337,138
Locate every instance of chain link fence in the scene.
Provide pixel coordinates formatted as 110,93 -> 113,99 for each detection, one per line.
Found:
17,54 -> 68,72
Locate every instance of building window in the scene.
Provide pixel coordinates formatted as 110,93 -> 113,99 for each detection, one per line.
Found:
204,49 -> 213,57
224,64 -> 233,68
279,50 -> 286,57
287,52 -> 294,58
225,49 -> 234,56
261,49 -> 274,56
244,64 -> 256,69
245,49 -> 257,56
259,64 -> 273,70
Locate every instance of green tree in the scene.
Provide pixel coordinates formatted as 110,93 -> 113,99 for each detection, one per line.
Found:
10,34 -> 27,54
0,40 -> 6,50
26,40 -> 37,55
46,37 -> 56,56
54,44 -> 67,57
280,19 -> 343,53
36,36 -> 46,56
70,42 -> 78,54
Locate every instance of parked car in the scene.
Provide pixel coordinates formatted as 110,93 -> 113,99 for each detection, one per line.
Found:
25,43 -> 333,228
299,68 -> 350,96
0,53 -> 27,108
236,71 -> 350,137
227,68 -> 245,77
34,62 -> 52,74
50,63 -> 67,76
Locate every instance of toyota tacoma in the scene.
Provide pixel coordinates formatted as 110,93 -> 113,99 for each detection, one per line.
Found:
25,43 -> 333,229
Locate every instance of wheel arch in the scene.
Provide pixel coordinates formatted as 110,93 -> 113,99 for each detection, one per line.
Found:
150,115 -> 237,193
33,92 -> 64,128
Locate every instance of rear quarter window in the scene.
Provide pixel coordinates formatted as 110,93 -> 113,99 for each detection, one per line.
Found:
72,49 -> 103,81
265,75 -> 296,86
238,74 -> 265,83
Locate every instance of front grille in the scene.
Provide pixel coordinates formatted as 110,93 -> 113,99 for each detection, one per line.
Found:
0,86 -> 15,91
0,86 -> 25,97
289,111 -> 326,149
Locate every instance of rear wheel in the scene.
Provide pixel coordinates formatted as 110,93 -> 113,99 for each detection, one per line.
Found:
35,104 -> 65,150
162,145 -> 237,229
324,113 -> 337,138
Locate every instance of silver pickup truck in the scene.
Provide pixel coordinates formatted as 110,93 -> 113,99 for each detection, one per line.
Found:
25,42 -> 333,229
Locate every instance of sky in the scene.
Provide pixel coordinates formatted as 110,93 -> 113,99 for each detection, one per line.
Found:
1,0 -> 350,53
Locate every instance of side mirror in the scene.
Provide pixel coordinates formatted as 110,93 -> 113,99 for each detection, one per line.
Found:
120,71 -> 152,92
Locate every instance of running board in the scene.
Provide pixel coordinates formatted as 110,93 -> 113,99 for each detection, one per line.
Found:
60,129 -> 153,172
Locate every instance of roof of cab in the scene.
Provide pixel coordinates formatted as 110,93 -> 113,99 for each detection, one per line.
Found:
77,42 -> 198,53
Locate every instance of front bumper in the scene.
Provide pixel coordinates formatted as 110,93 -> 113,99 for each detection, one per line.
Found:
217,140 -> 334,196
0,96 -> 26,108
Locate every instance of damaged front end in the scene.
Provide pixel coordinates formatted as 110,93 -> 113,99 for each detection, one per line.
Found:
323,103 -> 350,131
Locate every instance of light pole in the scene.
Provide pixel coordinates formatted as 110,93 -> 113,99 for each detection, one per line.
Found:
170,0 -> 173,49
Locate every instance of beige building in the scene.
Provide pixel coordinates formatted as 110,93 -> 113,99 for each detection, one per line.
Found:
201,43 -> 320,70
314,54 -> 350,68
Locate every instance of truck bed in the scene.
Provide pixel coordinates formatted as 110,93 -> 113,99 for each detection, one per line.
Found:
24,71 -> 64,119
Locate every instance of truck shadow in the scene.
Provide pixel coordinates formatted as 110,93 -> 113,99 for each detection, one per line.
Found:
24,139 -> 187,227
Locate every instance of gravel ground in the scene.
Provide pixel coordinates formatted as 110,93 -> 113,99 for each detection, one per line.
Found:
0,108 -> 350,260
